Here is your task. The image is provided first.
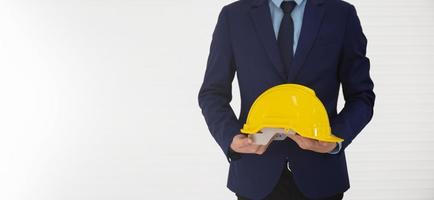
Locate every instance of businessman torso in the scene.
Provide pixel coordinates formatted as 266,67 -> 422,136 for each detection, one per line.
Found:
198,0 -> 375,199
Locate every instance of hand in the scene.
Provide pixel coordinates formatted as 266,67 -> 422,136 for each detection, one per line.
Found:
287,134 -> 337,153
230,134 -> 270,155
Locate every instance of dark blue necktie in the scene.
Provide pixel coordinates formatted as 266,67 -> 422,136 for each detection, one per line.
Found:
278,1 -> 297,78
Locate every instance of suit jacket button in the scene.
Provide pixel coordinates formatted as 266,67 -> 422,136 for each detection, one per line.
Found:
286,160 -> 292,172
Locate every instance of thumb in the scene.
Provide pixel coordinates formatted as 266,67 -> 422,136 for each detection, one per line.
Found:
233,134 -> 249,147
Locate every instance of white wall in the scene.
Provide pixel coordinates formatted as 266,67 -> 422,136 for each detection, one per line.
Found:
0,0 -> 433,199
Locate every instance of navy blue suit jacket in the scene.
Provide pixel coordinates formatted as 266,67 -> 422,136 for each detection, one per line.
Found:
198,0 -> 375,199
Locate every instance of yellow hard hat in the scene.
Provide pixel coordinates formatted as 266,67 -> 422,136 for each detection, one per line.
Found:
241,84 -> 343,143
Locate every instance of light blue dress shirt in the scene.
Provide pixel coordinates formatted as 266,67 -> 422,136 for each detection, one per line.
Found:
268,0 -> 342,154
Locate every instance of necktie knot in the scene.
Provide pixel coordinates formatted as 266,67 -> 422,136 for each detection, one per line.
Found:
280,1 -> 297,14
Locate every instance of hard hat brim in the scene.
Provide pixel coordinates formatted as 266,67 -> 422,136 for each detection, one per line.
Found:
241,126 -> 344,143
299,133 -> 344,143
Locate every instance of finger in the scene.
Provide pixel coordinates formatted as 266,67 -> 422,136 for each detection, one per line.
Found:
232,134 -> 246,144
287,134 -> 300,145
235,134 -> 247,140
318,141 -> 336,153
294,135 -> 315,150
241,143 -> 262,153
305,138 -> 319,150
298,136 -> 310,150
231,134 -> 247,152
318,141 -> 333,147
235,134 -> 251,148
247,137 -> 254,145
252,144 -> 262,153
289,134 -> 304,146
256,144 -> 269,155
232,143 -> 254,154
305,140 -> 330,153
315,141 -> 330,150
287,133 -> 299,142
240,135 -> 255,147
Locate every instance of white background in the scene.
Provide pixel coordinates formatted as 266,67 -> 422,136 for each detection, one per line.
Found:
0,0 -> 433,199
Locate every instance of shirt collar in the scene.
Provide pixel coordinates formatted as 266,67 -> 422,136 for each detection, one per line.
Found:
271,0 -> 304,8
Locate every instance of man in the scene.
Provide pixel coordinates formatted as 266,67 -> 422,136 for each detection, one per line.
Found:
198,0 -> 375,199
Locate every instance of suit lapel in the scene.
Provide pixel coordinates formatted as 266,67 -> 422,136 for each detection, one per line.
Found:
249,1 -> 287,81
288,0 -> 325,81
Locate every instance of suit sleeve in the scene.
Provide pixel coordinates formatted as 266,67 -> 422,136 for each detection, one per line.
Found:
330,5 -> 376,151
198,6 -> 242,161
